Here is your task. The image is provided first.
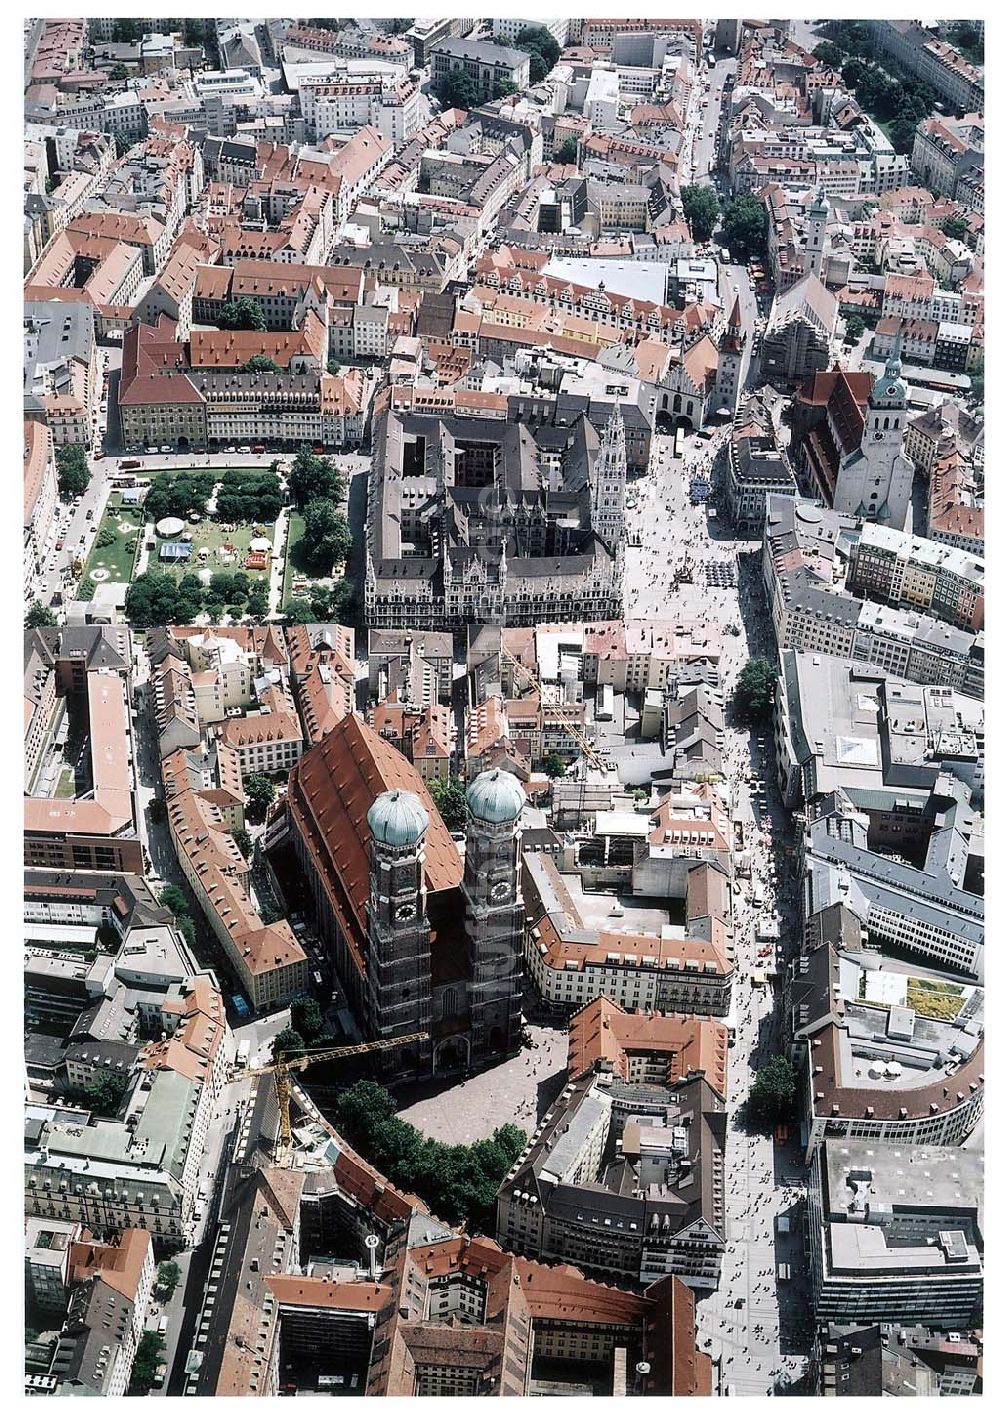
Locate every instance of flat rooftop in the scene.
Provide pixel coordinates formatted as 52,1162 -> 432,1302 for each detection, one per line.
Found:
561,873 -> 682,935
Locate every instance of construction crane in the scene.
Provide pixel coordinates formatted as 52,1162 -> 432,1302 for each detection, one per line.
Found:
232,1032 -> 429,1161
499,646 -> 609,775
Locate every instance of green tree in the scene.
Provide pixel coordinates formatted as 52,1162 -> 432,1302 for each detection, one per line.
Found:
111,19 -> 141,43
143,469 -> 213,521
680,183 -> 720,243
747,1055 -> 798,1126
153,1259 -> 181,1300
288,447 -> 345,509
55,444 -> 90,498
109,62 -> 130,80
245,773 -> 276,824
241,353 -> 281,374
217,296 -> 267,332
326,356 -> 341,375
128,1331 -> 166,1396
291,996 -> 324,1041
231,827 -> 253,858
542,752 -> 566,777
887,116 -> 919,157
95,526 -> 116,549
125,571 -> 204,630
25,601 -> 56,629
333,1081 -> 526,1228
844,315 -> 866,342
518,25 -> 561,84
495,78 -> 518,98
246,589 -> 270,620
942,215 -> 970,242
298,498 -> 351,575
553,136 -> 579,164
177,915 -> 197,952
159,884 -> 190,917
284,597 -> 315,625
969,371 -> 984,404
720,194 -> 768,261
730,657 -> 778,725
148,797 -> 166,825
810,39 -> 843,68
272,1027 -> 306,1061
214,466 -> 283,523
183,18 -> 207,47
428,775 -> 467,832
86,1070 -> 129,1117
947,21 -> 983,64
433,69 -> 482,110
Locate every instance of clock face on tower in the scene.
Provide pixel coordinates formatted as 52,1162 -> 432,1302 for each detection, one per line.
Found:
489,881 -> 511,903
873,431 -> 884,441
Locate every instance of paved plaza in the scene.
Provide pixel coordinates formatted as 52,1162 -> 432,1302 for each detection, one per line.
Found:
394,1024 -> 568,1146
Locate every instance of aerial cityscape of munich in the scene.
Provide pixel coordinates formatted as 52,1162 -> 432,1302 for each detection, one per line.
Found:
23,12 -> 984,1398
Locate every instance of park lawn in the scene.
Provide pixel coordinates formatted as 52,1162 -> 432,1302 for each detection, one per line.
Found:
55,767 -> 77,799
281,512 -> 306,606
82,497 -> 143,586
151,516 -> 276,589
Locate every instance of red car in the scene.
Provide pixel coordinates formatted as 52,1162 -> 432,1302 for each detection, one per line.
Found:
252,443 -> 266,453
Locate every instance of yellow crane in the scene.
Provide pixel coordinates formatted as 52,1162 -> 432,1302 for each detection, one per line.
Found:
233,1032 -> 429,1160
499,646 -> 609,774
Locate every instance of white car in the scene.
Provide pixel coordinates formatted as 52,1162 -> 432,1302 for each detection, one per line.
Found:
236,445 -> 252,454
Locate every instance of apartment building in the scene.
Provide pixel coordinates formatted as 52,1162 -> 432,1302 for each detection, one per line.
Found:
167,786 -> 308,1010
911,113 -> 983,199
848,523 -> 983,633
871,21 -> 984,113
762,497 -> 983,698
24,420 -> 58,603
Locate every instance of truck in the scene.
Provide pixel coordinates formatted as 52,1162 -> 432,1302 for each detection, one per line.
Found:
777,1262 -> 791,1283
236,1040 -> 251,1068
232,993 -> 251,1020
596,684 -> 614,721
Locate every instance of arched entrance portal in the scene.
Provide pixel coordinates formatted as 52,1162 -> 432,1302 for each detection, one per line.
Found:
433,1035 -> 471,1076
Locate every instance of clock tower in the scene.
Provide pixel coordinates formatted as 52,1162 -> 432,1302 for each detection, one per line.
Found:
462,770 -> 527,1065
833,329 -> 914,529
365,789 -> 433,1076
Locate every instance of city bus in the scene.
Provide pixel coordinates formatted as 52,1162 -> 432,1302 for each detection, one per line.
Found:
674,425 -> 686,458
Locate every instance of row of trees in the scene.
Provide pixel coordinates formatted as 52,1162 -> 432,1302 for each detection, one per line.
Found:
125,571 -> 269,628
334,1080 -> 526,1229
812,22 -> 939,154
286,446 -> 352,585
